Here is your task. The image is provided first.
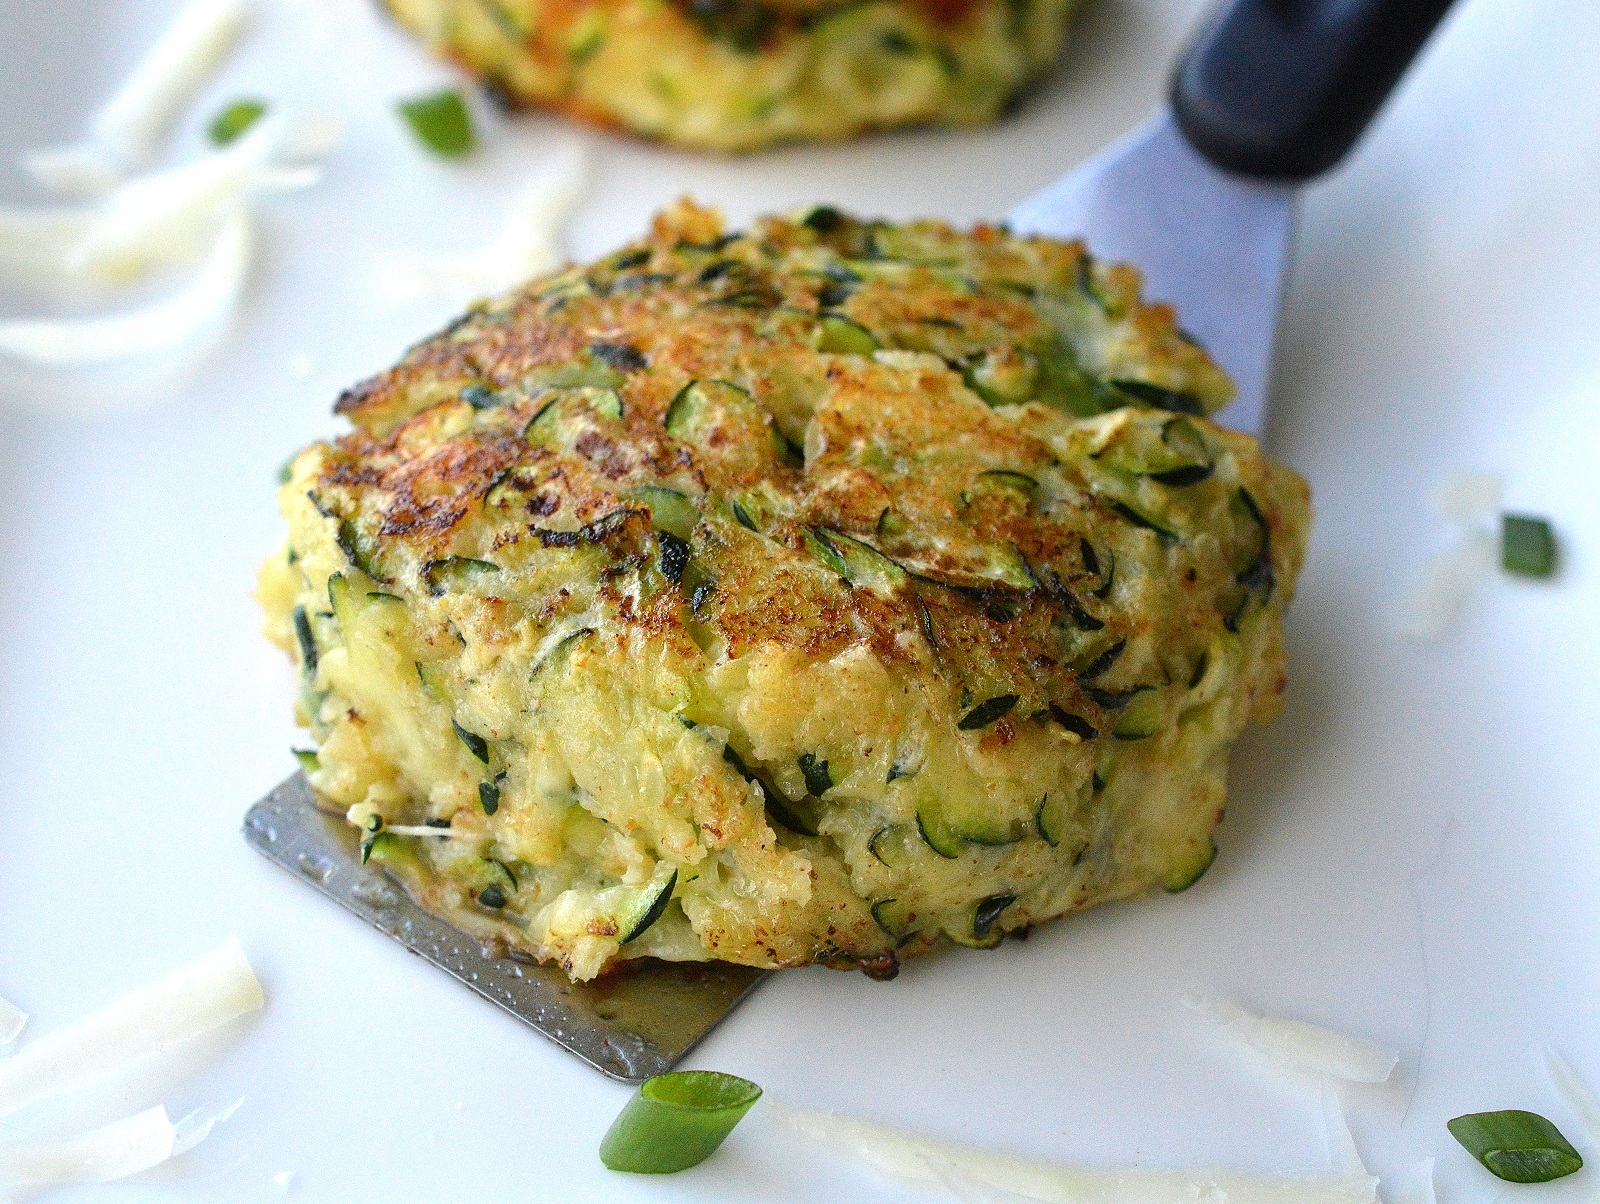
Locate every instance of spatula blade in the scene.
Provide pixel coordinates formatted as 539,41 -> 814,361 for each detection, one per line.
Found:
1008,113 -> 1296,436
243,774 -> 766,1082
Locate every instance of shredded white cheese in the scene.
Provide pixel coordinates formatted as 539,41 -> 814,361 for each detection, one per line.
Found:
1319,1082 -> 1368,1176
1382,1160 -> 1437,1204
23,0 -> 252,196
0,995 -> 25,1047
0,1105 -> 177,1192
374,150 -> 588,307
1186,997 -> 1399,1084
0,937 -> 262,1119
1545,1048 -> 1600,1146
764,1098 -> 1378,1204
0,210 -> 252,366
381,824 -> 457,838
1,113 -> 329,290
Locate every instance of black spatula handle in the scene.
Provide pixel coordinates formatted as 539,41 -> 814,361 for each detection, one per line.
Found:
1171,0 -> 1460,181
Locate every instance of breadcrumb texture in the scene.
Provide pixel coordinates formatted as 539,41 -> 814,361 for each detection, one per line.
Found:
383,0 -> 1080,151
260,201 -> 1310,981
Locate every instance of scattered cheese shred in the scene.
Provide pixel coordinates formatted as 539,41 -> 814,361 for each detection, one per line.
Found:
0,937 -> 263,1119
374,150 -> 587,306
1319,1082 -> 1368,1176
1,114 -> 314,290
764,1099 -> 1378,1204
0,210 -> 251,366
23,0 -> 252,196
1186,997 -> 1399,1084
1382,1160 -> 1437,1204
1545,1048 -> 1600,1146
381,824 -> 457,838
0,995 -> 25,1046
0,1105 -> 177,1192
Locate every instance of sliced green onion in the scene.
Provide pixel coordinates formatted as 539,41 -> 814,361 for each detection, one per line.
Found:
600,1071 -> 762,1174
1447,1110 -> 1582,1183
291,747 -> 320,774
208,98 -> 267,145
397,89 -> 476,157
1502,514 -> 1557,578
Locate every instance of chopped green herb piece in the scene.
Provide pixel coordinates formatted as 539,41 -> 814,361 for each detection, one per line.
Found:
292,747 -> 320,774
479,779 -> 500,815
397,89 -> 476,157
1448,1110 -> 1582,1183
208,98 -> 267,145
1502,514 -> 1557,578
600,1071 -> 762,1174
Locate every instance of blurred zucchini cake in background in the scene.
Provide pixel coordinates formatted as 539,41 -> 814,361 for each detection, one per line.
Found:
259,200 -> 1310,982
382,0 -> 1081,150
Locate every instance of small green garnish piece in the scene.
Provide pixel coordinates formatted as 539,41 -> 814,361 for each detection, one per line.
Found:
292,748 -> 320,774
599,1071 -> 762,1174
1448,1110 -> 1582,1183
1502,514 -> 1557,579
208,98 -> 267,145
397,89 -> 476,157
479,779 -> 500,816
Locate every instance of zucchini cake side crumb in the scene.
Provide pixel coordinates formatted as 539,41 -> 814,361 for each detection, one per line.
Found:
259,200 -> 1310,981
382,0 -> 1081,152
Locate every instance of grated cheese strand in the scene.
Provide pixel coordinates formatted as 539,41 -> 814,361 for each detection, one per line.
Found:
1381,1160 -> 1437,1204
23,0 -> 253,196
0,937 -> 262,1119
0,1105 -> 175,1191
0,210 -> 251,366
0,994 -> 25,1046
764,1098 -> 1379,1204
1186,996 -> 1400,1084
1319,1082 -> 1368,1176
1,113 -> 330,290
374,149 -> 588,306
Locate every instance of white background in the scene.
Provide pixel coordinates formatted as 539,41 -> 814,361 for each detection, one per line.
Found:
1,0 -> 1597,1200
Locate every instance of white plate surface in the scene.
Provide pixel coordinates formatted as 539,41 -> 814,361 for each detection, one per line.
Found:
1,0 -> 1597,1200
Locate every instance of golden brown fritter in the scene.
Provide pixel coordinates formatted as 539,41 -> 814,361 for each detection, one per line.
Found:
383,0 -> 1080,151
259,201 -> 1309,981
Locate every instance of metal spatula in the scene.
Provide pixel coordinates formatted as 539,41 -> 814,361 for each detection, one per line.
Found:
244,0 -> 1456,1082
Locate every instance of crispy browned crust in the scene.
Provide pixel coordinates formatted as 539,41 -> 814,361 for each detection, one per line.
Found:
274,202 -> 1309,979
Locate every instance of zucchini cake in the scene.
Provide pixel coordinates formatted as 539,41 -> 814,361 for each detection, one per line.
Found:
259,200 -> 1310,982
382,0 -> 1080,151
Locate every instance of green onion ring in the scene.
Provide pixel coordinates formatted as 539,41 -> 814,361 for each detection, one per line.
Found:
600,1070 -> 762,1174
1447,1109 -> 1583,1183
397,90 -> 476,158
